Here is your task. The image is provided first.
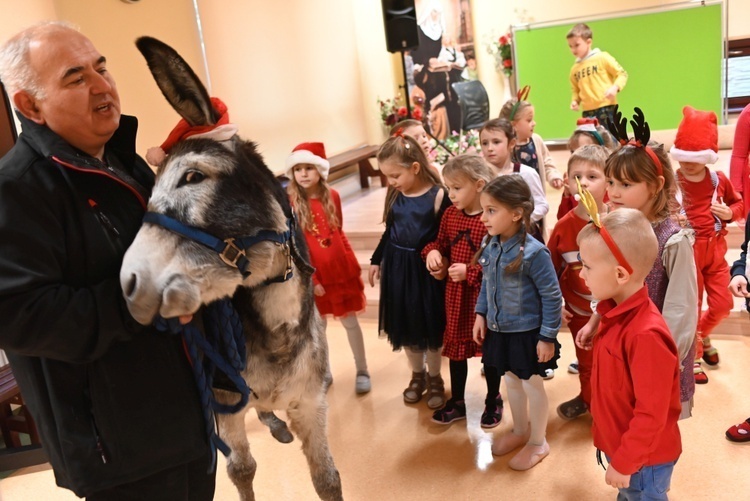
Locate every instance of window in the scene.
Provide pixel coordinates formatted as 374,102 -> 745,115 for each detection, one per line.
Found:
727,38 -> 750,112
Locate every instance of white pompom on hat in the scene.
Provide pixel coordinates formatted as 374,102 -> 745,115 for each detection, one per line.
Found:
670,106 -> 719,165
286,142 -> 330,180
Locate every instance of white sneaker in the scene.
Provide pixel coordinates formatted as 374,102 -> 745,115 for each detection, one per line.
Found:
355,371 -> 371,394
568,360 -> 579,374
542,368 -> 555,380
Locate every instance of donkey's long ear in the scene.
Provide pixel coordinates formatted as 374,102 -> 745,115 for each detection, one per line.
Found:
135,36 -> 219,127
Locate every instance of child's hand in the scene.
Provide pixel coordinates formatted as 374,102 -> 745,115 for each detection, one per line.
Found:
575,314 -> 600,350
570,101 -> 579,111
447,263 -> 467,282
472,315 -> 487,345
729,275 -> 750,298
604,85 -> 619,101
710,199 -> 733,221
562,308 -> 573,326
430,263 -> 448,280
426,250 -> 444,273
550,178 -> 565,190
313,284 -> 326,297
605,465 -> 631,490
536,340 -> 554,363
368,265 -> 380,287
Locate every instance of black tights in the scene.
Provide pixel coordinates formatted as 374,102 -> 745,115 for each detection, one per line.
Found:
448,360 -> 502,406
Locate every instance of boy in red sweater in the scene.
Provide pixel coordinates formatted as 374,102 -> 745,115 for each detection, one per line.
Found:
548,145 -> 609,420
577,208 -> 682,499
670,106 -> 744,383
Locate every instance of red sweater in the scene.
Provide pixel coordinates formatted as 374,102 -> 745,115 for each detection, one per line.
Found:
730,103 -> 750,197
677,168 -> 743,238
591,286 -> 682,475
548,210 -> 593,316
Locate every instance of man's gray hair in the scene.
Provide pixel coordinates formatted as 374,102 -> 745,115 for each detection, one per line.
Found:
0,21 -> 78,102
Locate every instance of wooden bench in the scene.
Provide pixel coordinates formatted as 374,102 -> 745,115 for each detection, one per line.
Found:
327,144 -> 385,189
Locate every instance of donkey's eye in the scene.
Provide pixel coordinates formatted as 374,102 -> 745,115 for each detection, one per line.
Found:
182,170 -> 206,185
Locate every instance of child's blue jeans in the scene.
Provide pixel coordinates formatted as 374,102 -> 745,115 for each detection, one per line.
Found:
616,460 -> 676,501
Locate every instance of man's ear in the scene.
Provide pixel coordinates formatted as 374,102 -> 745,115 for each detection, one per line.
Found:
13,91 -> 45,125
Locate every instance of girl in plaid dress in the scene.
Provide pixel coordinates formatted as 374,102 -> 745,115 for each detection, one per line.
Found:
422,155 -> 502,427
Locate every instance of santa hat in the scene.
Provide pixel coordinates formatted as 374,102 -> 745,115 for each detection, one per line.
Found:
145,97 -> 238,166
669,106 -> 719,165
285,142 -> 330,180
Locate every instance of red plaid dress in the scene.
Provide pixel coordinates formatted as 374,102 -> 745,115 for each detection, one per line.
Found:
421,206 -> 485,360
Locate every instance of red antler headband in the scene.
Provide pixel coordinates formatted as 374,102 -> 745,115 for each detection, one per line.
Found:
606,106 -> 663,177
509,85 -> 531,120
576,177 -> 633,274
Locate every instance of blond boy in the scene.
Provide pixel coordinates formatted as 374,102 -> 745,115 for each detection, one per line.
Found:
577,209 -> 681,499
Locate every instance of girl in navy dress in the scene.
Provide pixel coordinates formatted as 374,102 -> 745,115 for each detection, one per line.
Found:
369,132 -> 451,410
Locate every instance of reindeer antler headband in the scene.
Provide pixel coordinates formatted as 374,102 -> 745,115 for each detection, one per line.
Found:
607,106 -> 663,177
509,85 -> 531,120
576,177 -> 633,274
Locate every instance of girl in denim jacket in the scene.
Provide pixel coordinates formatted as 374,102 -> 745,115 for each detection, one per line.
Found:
473,175 -> 563,471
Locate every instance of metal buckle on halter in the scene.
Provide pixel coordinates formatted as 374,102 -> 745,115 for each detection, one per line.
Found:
219,238 -> 246,268
283,242 -> 293,280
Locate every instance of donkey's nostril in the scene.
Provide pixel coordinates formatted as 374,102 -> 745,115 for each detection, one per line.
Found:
124,273 -> 137,298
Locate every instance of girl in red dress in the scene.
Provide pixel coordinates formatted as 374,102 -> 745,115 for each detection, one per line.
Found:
286,142 -> 370,394
422,154 -> 501,426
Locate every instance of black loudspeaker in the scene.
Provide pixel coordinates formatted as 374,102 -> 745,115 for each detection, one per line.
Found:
381,0 -> 419,53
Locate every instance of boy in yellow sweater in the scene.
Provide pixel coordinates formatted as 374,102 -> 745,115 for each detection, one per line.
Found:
567,23 -> 628,128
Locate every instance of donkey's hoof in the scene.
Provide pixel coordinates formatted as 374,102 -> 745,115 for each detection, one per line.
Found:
269,422 -> 294,444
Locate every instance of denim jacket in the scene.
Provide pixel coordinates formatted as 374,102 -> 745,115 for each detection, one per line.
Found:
475,232 -> 562,339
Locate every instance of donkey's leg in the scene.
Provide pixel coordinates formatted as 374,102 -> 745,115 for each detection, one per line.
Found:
216,406 -> 256,501
256,410 -> 294,444
287,395 -> 343,501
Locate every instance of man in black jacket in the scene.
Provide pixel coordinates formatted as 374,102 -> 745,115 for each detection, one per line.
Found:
0,22 -> 214,499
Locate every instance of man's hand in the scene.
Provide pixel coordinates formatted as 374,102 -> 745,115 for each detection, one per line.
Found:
473,315 -> 487,345
729,275 -> 750,298
605,465 -> 631,490
368,265 -> 380,287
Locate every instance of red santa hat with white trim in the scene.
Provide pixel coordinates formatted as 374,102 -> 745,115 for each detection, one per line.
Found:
669,106 -> 719,165
285,142 -> 330,180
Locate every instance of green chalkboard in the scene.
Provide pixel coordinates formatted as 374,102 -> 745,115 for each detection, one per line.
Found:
513,3 -> 723,141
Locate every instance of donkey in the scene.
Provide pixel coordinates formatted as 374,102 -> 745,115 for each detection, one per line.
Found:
119,37 -> 342,501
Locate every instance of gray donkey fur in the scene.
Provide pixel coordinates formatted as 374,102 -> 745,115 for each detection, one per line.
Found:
119,36 -> 342,501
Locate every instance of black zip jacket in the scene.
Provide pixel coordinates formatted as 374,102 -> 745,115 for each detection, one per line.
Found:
0,114 -> 209,496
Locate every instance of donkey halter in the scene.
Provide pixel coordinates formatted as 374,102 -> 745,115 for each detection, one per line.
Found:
143,212 -> 295,283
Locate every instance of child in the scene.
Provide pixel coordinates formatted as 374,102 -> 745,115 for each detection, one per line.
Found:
579,106 -> 699,419
286,142 -> 371,394
671,106 -> 743,382
547,145 -> 609,419
422,155 -> 501,427
369,133 -> 451,409
558,118 -> 616,220
726,220 -> 750,442
567,23 -> 628,127
479,118 -> 549,242
499,92 -> 564,192
392,119 -> 442,175
577,208 -> 682,499
473,175 -> 562,471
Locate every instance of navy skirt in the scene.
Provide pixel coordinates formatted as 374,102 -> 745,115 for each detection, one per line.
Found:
481,327 -> 560,380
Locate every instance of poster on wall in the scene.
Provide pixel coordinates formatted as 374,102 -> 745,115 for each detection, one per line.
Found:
408,0 -> 476,139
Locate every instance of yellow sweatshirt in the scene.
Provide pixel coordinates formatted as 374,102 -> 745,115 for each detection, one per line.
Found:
570,49 -> 628,112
